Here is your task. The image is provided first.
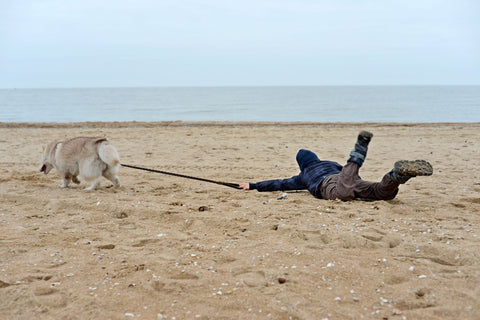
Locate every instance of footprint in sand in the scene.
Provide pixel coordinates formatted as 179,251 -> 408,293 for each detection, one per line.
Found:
32,284 -> 68,308
234,269 -> 266,287
400,243 -> 475,266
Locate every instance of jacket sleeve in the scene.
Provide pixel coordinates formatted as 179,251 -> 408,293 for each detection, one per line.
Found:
253,175 -> 306,192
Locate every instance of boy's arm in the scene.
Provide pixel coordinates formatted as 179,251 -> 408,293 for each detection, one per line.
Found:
239,176 -> 305,192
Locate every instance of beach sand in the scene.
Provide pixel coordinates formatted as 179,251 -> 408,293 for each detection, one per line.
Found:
0,122 -> 479,320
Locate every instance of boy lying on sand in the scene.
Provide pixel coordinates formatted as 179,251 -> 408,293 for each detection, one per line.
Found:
239,131 -> 433,201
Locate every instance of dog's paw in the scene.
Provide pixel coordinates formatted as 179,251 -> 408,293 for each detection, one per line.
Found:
84,180 -> 100,190
72,176 -> 81,184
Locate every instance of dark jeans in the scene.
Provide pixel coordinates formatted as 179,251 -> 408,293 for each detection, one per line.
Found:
318,162 -> 399,201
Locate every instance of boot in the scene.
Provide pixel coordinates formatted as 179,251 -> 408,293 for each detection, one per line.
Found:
348,130 -> 373,166
390,160 -> 433,184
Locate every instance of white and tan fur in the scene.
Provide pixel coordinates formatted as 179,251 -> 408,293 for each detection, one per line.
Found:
39,137 -> 120,190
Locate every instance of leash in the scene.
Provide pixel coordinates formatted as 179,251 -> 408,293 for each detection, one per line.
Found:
121,164 -> 241,189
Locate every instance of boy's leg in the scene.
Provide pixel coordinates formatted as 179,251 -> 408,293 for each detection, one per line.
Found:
348,131 -> 373,166
352,173 -> 399,200
320,131 -> 374,200
320,130 -> 432,200
321,164 -> 400,201
348,160 -> 433,200
333,161 -> 361,201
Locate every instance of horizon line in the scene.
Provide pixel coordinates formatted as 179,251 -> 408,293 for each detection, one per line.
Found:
2,84 -> 480,90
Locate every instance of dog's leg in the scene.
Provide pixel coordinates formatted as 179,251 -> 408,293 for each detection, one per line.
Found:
103,170 -> 120,188
60,175 -> 71,188
79,156 -> 103,190
84,179 -> 100,190
113,176 -> 120,188
109,175 -> 120,188
72,176 -> 81,184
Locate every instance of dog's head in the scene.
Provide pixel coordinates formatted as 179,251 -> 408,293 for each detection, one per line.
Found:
39,146 -> 53,175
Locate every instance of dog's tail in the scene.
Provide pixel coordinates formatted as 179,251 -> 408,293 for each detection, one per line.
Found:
98,141 -> 120,168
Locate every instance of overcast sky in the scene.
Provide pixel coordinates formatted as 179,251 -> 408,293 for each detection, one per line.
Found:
1,0 -> 479,88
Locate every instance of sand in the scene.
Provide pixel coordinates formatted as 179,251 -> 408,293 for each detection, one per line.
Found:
0,122 -> 479,320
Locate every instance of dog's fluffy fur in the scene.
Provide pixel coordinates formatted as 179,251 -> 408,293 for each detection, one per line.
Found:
39,137 -> 120,190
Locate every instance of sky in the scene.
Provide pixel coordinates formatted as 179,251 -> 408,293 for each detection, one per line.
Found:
0,0 -> 479,88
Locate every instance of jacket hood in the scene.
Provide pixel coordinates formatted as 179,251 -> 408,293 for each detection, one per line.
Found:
296,149 -> 320,171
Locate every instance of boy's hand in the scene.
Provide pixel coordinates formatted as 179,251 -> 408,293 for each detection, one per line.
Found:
239,182 -> 250,190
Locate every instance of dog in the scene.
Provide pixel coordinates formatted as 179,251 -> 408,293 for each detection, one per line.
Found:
39,137 -> 121,190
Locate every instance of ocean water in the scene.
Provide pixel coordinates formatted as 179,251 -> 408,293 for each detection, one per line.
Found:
0,86 -> 479,123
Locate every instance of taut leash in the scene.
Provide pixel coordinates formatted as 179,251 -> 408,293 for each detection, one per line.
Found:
121,164 -> 241,189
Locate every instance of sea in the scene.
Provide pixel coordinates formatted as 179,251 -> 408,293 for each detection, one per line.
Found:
0,86 -> 479,123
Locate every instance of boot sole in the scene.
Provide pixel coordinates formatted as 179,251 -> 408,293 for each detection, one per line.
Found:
394,160 -> 433,176
359,130 -> 373,139
358,131 -> 373,145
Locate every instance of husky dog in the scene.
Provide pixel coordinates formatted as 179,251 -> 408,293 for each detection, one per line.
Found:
39,137 -> 120,190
